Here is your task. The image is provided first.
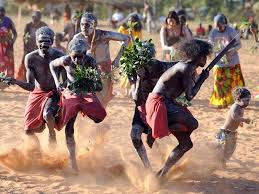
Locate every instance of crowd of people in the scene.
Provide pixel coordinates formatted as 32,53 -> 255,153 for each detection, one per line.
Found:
0,4 -> 256,181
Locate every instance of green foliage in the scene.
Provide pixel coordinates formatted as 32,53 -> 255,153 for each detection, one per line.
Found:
120,38 -> 155,77
68,66 -> 102,94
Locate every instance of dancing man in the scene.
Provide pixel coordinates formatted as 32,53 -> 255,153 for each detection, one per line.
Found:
74,12 -> 130,107
145,39 -> 213,178
50,38 -> 106,173
7,26 -> 64,153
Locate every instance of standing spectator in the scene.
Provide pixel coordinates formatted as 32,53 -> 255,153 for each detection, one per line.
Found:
160,11 -> 191,61
63,11 -> 82,46
53,33 -> 66,53
0,6 -> 17,78
196,23 -> 206,37
64,4 -> 71,22
207,24 -> 213,36
179,14 -> 193,37
209,14 -> 245,108
16,11 -> 47,80
118,14 -> 143,41
143,1 -> 156,34
111,8 -> 124,29
51,8 -> 61,24
118,14 -> 143,96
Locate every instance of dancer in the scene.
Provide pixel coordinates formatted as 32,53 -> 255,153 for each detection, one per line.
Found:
131,54 -> 178,169
145,39 -> 213,178
216,87 -> 251,165
50,38 -> 106,173
74,12 -> 130,107
6,27 -> 64,152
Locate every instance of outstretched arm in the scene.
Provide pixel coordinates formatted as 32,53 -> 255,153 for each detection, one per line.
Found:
104,31 -> 130,68
8,55 -> 35,91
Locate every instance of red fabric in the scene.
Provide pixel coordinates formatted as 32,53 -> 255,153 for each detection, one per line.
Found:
196,27 -> 205,36
0,26 -> 14,77
24,88 -> 54,130
97,60 -> 112,73
56,91 -> 107,130
145,93 -> 170,139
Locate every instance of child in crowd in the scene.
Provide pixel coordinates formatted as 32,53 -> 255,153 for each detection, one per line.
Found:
53,33 -> 66,53
216,87 -> 251,165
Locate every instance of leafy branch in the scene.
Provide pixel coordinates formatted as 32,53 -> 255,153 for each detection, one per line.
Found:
68,66 -> 102,94
119,38 -> 155,77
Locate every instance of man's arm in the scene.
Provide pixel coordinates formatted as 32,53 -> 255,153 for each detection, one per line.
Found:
50,57 -> 64,90
9,55 -> 35,91
183,68 -> 209,101
104,31 -> 130,68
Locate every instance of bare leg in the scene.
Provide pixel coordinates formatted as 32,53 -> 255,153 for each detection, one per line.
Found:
146,127 -> 155,148
43,111 -> 57,149
131,124 -> 151,168
25,130 -> 42,161
157,131 -> 193,178
65,116 -> 78,173
43,93 -> 60,149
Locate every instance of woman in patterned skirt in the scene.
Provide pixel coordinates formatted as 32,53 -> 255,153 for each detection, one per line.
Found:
0,6 -> 17,78
209,14 -> 245,108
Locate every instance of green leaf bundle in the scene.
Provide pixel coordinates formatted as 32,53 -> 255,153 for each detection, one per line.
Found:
68,66 -> 102,94
120,38 -> 155,77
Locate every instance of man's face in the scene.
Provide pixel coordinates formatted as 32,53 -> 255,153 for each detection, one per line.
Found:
32,15 -> 41,24
70,51 -> 85,65
198,56 -> 207,67
80,17 -> 95,36
36,34 -> 53,55
215,22 -> 226,32
0,8 -> 5,19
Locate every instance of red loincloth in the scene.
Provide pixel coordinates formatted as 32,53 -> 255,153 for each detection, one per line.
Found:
97,60 -> 112,73
146,93 -> 192,139
24,88 -> 55,131
56,91 -> 107,130
145,93 -> 170,139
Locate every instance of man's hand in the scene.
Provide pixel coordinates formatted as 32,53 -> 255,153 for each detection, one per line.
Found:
199,69 -> 209,82
112,58 -> 120,69
1,77 -> 16,85
57,83 -> 65,92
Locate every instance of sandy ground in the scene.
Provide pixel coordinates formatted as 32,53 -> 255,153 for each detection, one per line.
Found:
0,16 -> 258,194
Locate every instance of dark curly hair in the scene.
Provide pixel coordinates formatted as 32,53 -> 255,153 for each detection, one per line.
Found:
166,11 -> 180,25
233,87 -> 251,100
176,38 -> 212,61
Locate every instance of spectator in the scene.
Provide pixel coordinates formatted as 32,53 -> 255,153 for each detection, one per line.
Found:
196,23 -> 206,37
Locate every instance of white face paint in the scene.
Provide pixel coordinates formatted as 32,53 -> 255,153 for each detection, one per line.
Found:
80,17 -> 95,36
70,51 -> 85,65
36,34 -> 53,55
